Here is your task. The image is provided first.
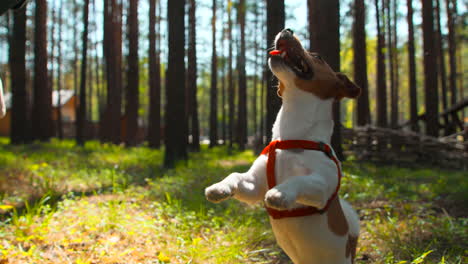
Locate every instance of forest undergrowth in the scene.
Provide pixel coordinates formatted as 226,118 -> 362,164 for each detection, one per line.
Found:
0,139 -> 466,263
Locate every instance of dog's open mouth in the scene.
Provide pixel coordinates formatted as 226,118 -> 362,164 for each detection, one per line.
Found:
270,47 -> 313,80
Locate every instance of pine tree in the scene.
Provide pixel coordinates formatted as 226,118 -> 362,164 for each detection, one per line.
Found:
148,0 -> 162,148
353,0 -> 370,126
209,0 -> 218,148
164,0 -> 187,168
9,7 -> 29,144
406,0 -> 418,132
188,0 -> 200,151
375,0 -> 388,128
125,0 -> 140,146
237,0 -> 247,150
421,0 -> 439,137
76,0 -> 90,146
32,0 -> 53,141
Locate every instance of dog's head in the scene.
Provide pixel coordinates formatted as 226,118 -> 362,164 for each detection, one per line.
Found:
269,29 -> 361,100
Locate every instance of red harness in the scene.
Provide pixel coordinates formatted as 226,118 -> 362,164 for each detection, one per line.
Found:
261,140 -> 342,219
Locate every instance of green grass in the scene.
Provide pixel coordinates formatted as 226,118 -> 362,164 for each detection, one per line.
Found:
0,139 -> 466,263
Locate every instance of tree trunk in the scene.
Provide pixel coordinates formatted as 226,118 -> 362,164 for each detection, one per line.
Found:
164,0 -> 187,168
72,0 -> 79,111
237,0 -> 247,150
435,0 -> 450,135
252,1 -> 259,137
49,5 -> 56,137
421,0 -> 439,137
386,0 -> 397,128
209,0 -> 218,148
308,0 -> 343,160
32,0 -> 52,141
406,0 -> 418,132
266,0 -> 284,143
375,0 -> 388,128
125,0 -> 139,146
228,0 -> 234,149
220,0 -> 226,144
392,0 -> 399,128
353,0 -> 370,126
148,0 -> 161,148
187,0 -> 200,151
102,0 -> 123,144
76,0 -> 90,146
56,0 -> 64,139
445,0 -> 457,106
9,7 -> 29,144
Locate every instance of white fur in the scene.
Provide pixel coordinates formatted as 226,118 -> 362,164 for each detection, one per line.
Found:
0,77 -> 5,118
205,52 -> 359,264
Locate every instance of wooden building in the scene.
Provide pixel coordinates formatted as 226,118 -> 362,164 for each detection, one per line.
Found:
0,90 -> 76,137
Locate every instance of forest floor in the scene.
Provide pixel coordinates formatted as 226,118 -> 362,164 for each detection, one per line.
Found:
0,139 -> 466,264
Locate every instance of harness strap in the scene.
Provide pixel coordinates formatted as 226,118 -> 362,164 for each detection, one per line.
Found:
261,140 -> 342,219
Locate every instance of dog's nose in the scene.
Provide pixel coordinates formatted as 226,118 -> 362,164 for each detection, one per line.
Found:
282,28 -> 294,35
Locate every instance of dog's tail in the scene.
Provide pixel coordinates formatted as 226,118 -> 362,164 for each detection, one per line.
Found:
0,77 -> 5,118
340,198 -> 360,237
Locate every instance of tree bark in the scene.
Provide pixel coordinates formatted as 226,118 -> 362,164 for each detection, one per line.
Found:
76,0 -> 90,146
353,0 -> 370,126
228,0 -> 234,148
375,0 -> 388,128
49,5 -> 56,136
435,0 -> 450,135
125,0 -> 140,146
32,0 -> 52,141
9,7 -> 29,144
266,0 -> 284,143
237,0 -> 247,150
72,0 -> 79,112
406,0 -> 418,132
445,0 -> 457,107
148,0 -> 161,148
392,0 -> 399,128
56,0 -> 64,139
102,0 -> 123,144
386,0 -> 397,128
164,0 -> 187,168
252,1 -> 259,137
187,0 -> 200,151
220,0 -> 226,144
308,0 -> 343,160
209,0 -> 218,148
421,0 -> 439,137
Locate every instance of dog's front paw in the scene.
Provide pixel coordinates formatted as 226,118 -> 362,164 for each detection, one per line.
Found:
264,188 -> 296,210
205,183 -> 234,203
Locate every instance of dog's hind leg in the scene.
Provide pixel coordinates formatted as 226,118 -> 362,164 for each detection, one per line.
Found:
205,155 -> 268,205
340,199 -> 359,237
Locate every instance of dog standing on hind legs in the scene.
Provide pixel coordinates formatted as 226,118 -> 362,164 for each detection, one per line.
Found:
205,29 -> 361,264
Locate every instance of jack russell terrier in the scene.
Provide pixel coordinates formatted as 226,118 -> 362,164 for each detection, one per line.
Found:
205,29 -> 361,264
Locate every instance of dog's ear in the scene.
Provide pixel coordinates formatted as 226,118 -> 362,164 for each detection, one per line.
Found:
335,73 -> 361,100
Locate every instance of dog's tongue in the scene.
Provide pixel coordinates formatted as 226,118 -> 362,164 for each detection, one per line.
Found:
269,50 -> 283,55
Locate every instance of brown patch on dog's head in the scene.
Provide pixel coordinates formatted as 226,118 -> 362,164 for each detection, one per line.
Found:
294,65 -> 361,100
327,197 -> 349,236
346,235 -> 358,263
335,73 -> 362,100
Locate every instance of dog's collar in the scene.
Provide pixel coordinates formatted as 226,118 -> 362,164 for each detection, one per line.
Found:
261,140 -> 342,219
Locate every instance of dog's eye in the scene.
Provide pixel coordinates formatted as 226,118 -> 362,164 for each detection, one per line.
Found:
313,55 -> 322,60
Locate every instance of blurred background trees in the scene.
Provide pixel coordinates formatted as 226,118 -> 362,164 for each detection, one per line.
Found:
0,0 -> 466,167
